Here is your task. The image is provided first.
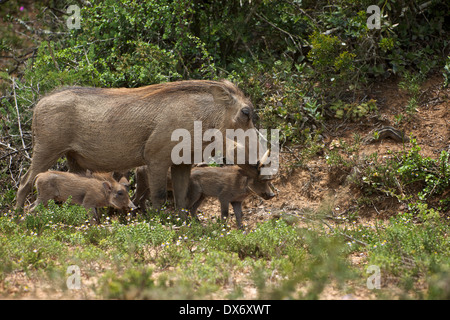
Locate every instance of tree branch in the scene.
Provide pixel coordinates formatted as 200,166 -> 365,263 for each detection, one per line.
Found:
11,78 -> 31,161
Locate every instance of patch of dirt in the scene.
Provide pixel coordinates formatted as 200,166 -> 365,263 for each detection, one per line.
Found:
276,73 -> 447,218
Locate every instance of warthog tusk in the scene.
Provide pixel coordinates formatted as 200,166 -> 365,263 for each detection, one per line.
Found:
258,149 -> 270,168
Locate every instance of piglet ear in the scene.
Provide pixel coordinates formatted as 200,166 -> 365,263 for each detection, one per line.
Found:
102,181 -> 112,192
119,176 -> 130,191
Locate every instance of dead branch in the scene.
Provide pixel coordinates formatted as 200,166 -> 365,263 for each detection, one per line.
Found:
12,78 -> 31,161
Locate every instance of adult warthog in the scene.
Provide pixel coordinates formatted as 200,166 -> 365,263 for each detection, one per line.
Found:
15,80 -> 260,212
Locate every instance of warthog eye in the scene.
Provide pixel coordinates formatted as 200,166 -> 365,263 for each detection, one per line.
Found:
241,107 -> 250,117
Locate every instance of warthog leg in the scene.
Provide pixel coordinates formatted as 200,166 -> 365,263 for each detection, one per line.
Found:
231,201 -> 244,229
170,164 -> 192,218
15,151 -> 62,211
220,201 -> 229,222
189,194 -> 205,220
147,163 -> 170,213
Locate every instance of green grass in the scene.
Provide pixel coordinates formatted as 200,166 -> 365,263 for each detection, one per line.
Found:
1,200 -> 448,299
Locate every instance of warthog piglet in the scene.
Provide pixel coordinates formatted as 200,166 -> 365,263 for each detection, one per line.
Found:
187,165 -> 275,229
30,171 -> 136,223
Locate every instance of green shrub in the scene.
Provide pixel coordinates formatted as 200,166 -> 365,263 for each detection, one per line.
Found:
330,99 -> 378,120
26,200 -> 90,232
368,212 -> 450,279
99,267 -> 156,299
208,219 -> 303,260
98,266 -> 201,300
0,227 -> 66,271
110,220 -> 175,253
444,56 -> 450,87
357,139 -> 450,207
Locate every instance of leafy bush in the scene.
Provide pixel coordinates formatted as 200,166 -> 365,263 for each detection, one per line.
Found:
2,0 -> 448,159
356,139 -> 450,207
0,215 -> 67,271
368,212 -> 450,283
307,31 -> 357,99
330,99 -> 378,120
444,56 -> 450,87
99,267 -> 158,299
26,200 -> 90,232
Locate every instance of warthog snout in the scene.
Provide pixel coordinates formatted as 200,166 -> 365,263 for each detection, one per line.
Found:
128,200 -> 137,210
261,191 -> 275,200
109,184 -> 136,210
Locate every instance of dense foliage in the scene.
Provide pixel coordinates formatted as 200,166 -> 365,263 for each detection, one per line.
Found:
1,0 -> 449,143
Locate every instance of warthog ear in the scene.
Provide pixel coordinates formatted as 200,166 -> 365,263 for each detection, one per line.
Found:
119,176 -> 130,190
210,85 -> 232,105
102,181 -> 112,193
